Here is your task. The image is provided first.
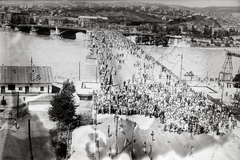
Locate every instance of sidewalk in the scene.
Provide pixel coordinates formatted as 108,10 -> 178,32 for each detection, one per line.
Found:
0,95 -> 14,159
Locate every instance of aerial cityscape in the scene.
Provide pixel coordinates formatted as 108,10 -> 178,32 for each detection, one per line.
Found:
0,0 -> 240,160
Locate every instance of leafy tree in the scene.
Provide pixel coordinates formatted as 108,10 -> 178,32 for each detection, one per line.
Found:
152,23 -> 159,33
62,80 -> 76,94
183,25 -> 188,32
209,27 -> 212,36
203,25 -> 209,36
48,80 -> 76,126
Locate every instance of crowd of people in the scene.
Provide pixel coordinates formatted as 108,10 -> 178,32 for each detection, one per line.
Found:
89,29 -> 238,136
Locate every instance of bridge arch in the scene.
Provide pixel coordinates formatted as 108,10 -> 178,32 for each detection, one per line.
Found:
58,29 -> 87,40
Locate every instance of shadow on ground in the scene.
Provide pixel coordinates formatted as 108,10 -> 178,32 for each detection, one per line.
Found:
86,115 -> 240,160
2,112 -> 55,160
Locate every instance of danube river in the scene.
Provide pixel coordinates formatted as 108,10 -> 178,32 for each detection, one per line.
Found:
0,28 -> 96,82
1,28 -> 239,82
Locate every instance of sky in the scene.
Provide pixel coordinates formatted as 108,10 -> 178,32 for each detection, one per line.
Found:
0,0 -> 239,8
154,0 -> 240,7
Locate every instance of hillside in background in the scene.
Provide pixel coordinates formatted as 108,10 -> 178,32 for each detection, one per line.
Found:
0,1 -> 239,30
170,5 -> 240,28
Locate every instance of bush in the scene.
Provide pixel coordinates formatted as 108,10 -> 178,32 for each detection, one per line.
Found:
1,99 -> 6,105
49,128 -> 67,159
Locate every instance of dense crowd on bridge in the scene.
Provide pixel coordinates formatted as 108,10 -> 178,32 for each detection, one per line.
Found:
90,29 -> 237,136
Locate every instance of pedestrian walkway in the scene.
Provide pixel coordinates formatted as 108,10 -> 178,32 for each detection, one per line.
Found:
70,126 -> 94,160
0,95 -> 14,159
0,128 -> 8,159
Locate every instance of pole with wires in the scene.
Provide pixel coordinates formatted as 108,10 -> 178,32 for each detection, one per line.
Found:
180,54 -> 183,84
160,39 -> 163,79
28,119 -> 34,160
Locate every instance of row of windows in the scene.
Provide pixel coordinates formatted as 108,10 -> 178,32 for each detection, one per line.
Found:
7,85 -> 44,91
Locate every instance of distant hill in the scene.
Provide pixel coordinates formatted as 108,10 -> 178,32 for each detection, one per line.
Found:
169,4 -> 192,10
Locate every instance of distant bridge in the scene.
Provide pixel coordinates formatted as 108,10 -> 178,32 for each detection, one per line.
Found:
6,24 -> 87,40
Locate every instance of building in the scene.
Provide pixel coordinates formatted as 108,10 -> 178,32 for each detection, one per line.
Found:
0,66 -> 53,94
0,12 -> 6,24
38,16 -> 62,26
75,81 -> 100,100
78,16 -> 108,28
10,12 -> 31,24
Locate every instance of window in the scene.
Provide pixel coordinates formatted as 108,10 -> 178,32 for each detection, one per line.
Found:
8,84 -> 15,90
19,87 -> 22,91
40,87 -> 44,91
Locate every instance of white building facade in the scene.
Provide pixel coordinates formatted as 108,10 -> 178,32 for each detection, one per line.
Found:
0,66 -> 53,94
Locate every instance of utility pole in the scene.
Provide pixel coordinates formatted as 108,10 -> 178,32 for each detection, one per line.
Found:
115,115 -> 119,156
109,84 -> 111,115
79,62 -> 80,81
160,40 -> 163,79
221,82 -> 224,103
31,57 -> 33,81
109,67 -> 113,115
28,119 -> 34,160
96,66 -> 98,83
131,122 -> 136,155
180,54 -> 183,84
206,71 -> 208,86
17,91 -> 19,118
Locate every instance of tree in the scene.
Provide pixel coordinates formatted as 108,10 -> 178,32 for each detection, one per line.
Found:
183,25 -> 188,33
44,18 -> 49,25
203,25 -> 209,36
152,23 -> 159,33
48,80 -> 76,126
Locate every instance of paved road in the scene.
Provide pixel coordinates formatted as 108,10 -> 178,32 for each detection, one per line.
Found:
70,113 -> 240,160
0,95 -> 15,159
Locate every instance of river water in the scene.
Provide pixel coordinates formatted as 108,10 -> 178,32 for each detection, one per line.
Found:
1,28 -> 239,83
0,28 -> 98,82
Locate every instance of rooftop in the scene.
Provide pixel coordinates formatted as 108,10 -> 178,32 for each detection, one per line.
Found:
0,66 -> 53,84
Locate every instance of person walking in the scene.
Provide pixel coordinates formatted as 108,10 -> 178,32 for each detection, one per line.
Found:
14,119 -> 17,129
151,131 -> 155,141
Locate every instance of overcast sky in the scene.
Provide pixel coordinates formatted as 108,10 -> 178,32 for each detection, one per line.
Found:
0,0 -> 239,8
153,0 -> 240,7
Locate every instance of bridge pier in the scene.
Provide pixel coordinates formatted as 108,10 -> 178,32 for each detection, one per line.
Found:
36,28 -> 51,36
19,26 -> 31,33
61,32 -> 76,40
55,26 -> 60,35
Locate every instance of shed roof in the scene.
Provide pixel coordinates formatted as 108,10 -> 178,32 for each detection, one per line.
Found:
0,66 -> 53,84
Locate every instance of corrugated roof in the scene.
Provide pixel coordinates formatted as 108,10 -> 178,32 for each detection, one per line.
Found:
0,66 -> 53,84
